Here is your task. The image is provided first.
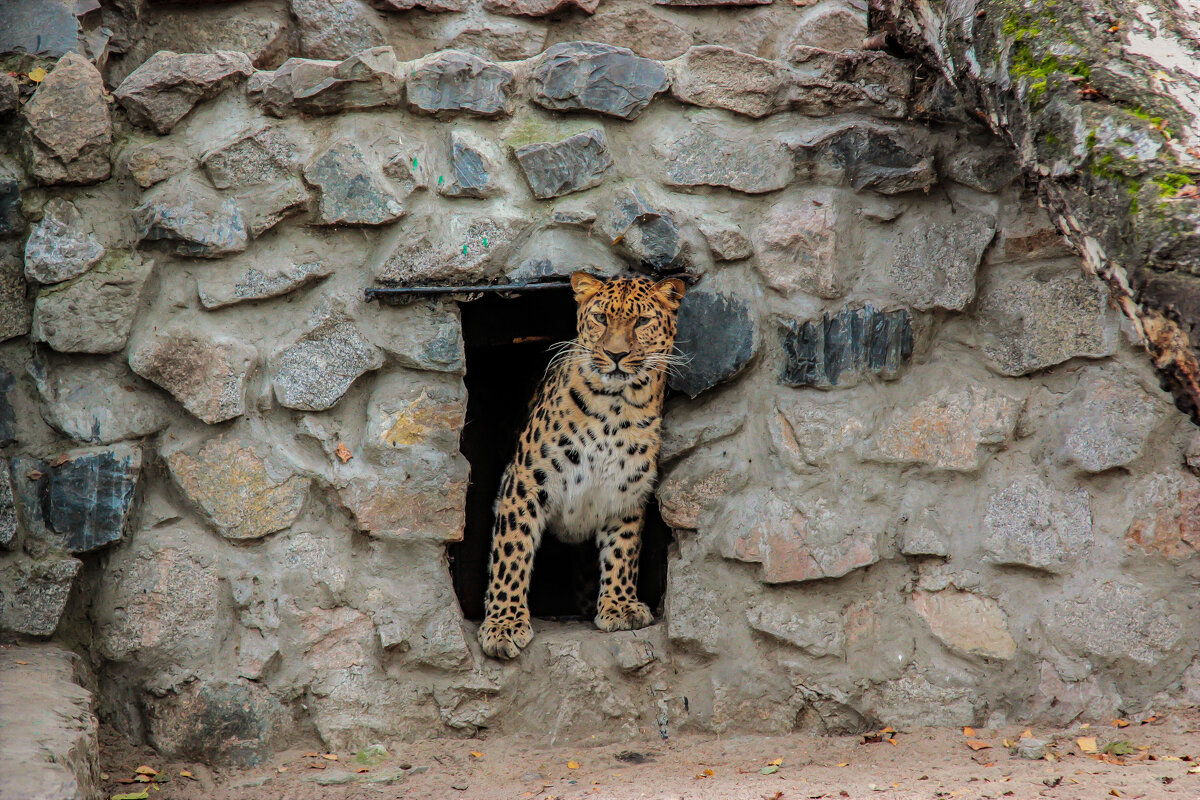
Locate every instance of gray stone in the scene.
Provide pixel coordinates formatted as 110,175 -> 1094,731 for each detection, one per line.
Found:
670,291 -> 756,398
304,141 -> 410,225
864,670 -> 981,729
654,0 -> 770,6
1057,372 -> 1165,472
0,463 -> 16,550
0,73 -> 16,116
377,207 -> 525,284
746,599 -> 844,657
669,46 -> 785,118
43,445 -> 141,553
530,42 -> 669,121
135,177 -> 248,258
249,48 -> 406,116
0,0 -> 89,58
126,142 -> 194,189
485,0 -> 598,14
114,50 -> 254,134
0,248 -> 31,343
440,131 -> 502,199
1048,582 -> 1183,666
0,369 -> 13,447
942,144 -> 1020,192
29,357 -> 173,445
754,191 -> 851,298
662,130 -> 791,194
31,252 -> 153,354
22,53 -> 112,185
23,199 -> 106,285
871,386 -> 1022,472
440,16 -> 548,61
370,0 -> 465,9
514,129 -> 614,199
167,435 -> 308,540
913,588 -> 1016,660
610,637 -> 657,671
696,219 -> 752,261
779,304 -> 913,388
0,645 -> 99,800
128,328 -> 258,424
9,457 -> 49,545
201,124 -> 297,189
983,475 -> 1093,572
575,7 -> 691,60
145,680 -> 289,766
235,179 -> 310,238
0,175 -> 24,236
890,212 -> 995,311
798,125 -> 935,194
290,0 -> 388,60
784,47 -> 913,119
593,188 -> 682,269
407,51 -> 514,117
976,270 -> 1119,376
271,305 -> 384,411
0,553 -> 81,636
789,1 -> 867,51
199,261 -> 332,310
1016,738 -> 1047,759
365,302 -> 465,373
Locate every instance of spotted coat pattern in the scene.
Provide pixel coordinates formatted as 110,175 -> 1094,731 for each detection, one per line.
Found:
478,272 -> 686,659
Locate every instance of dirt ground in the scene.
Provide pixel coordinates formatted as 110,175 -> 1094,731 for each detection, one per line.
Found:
100,711 -> 1200,800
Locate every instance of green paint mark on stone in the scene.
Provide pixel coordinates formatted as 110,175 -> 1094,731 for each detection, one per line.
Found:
462,244 -> 468,255
438,175 -> 444,185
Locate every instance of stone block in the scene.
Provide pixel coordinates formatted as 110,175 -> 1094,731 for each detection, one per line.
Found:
983,475 -> 1092,572
656,464 -> 734,529
976,270 -> 1119,376
0,459 -> 15,551
365,301 -> 465,373
669,290 -> 756,398
668,46 -> 785,118
593,188 -> 682,270
789,1 -> 867,51
370,0 -> 466,8
29,357 -> 173,445
485,0 -> 597,14
784,47 -> 913,119
43,444 -> 141,553
135,177 -> 248,258
22,53 -> 112,185
128,328 -> 258,424
439,130 -> 502,198
913,589 -> 1016,660
126,142 -> 194,189
23,199 -> 105,285
661,130 -> 791,194
377,207 -> 526,283
0,553 -> 81,636
1055,371 -> 1166,472
167,436 -> 308,540
291,0 -> 387,60
610,636 -> 657,670
514,129 -> 614,199
31,251 -> 154,354
864,669 -> 981,729
199,260 -> 332,310
235,178 -> 310,238
249,48 -> 406,116
304,140 -> 410,225
271,305 -> 384,411
654,0 -> 770,6
718,487 -> 880,583
1124,471 -> 1200,562
987,203 -> 1074,265
144,679 -> 289,766
0,74 -> 15,116
754,191 -> 851,298
336,466 -> 467,541
870,386 -> 1022,472
798,124 -> 935,194
1047,582 -> 1183,666
530,42 -> 669,121
365,371 -> 466,461
407,51 -> 514,117
746,598 -> 844,657
889,212 -> 996,311
779,304 -> 913,388
665,561 -> 724,655
0,247 -> 31,343
201,123 -> 297,189
115,50 -> 254,134
769,397 -> 865,470
696,219 -> 752,261
0,174 -> 24,237
440,16 -> 548,60
0,368 -> 13,448
575,7 -> 691,60
942,144 -> 1020,192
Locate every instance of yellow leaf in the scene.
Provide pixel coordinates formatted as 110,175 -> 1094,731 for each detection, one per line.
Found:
470,752 -> 484,759
357,768 -> 370,774
567,761 -> 580,770
836,762 -> 849,767
135,767 -> 158,776
767,758 -> 782,766
1002,739 -> 1015,748
321,753 -> 338,761
1153,70 -> 1175,82
277,767 -> 287,773
702,769 -> 713,776
1077,737 -> 1099,753
1110,790 -> 1122,797
966,741 -> 992,751
1020,728 -> 1033,739
28,68 -> 47,83
1113,718 -> 1130,728
1188,765 -> 1200,774
179,771 -> 196,780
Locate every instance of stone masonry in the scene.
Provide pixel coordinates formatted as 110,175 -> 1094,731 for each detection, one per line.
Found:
0,0 -> 1198,766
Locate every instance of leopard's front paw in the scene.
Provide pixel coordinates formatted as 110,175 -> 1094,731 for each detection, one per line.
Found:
478,617 -> 533,660
595,600 -> 654,632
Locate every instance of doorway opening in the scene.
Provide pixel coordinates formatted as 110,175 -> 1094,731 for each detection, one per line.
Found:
451,290 -> 672,622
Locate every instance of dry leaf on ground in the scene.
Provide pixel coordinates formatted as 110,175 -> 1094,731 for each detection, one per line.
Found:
966,741 -> 992,751
1077,737 -> 1099,753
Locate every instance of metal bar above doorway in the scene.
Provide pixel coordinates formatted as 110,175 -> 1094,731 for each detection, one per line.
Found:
364,281 -> 573,304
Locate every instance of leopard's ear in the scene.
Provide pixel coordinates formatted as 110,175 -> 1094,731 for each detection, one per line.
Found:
650,277 -> 686,312
570,271 -> 604,304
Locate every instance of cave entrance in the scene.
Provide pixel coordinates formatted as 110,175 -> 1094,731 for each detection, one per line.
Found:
452,289 -> 672,622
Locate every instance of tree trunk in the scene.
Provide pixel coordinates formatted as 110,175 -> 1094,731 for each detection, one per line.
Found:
876,0 -> 1200,424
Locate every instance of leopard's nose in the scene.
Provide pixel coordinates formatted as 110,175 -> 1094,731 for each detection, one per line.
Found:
604,347 -> 629,362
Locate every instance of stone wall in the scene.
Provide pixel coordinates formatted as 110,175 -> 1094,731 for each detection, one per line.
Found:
1,0 -> 1199,765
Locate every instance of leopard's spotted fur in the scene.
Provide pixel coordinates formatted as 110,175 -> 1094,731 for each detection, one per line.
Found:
478,271 -> 686,660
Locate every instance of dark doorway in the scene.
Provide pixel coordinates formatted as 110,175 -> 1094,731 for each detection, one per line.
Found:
452,290 -> 672,622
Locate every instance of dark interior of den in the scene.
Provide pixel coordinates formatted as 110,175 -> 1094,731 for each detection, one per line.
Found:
452,289 -> 672,623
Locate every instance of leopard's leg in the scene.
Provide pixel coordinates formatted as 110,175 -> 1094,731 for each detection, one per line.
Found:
479,468 -> 544,659
594,508 -> 654,632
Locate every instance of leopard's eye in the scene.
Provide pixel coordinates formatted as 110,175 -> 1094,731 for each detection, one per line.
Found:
593,312 -> 608,325
637,315 -> 654,327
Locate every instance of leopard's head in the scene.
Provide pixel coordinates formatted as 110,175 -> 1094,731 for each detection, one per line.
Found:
569,272 -> 686,385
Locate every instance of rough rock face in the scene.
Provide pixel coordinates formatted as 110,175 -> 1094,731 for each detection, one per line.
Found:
31,252 -> 155,354
304,141 -> 410,225
115,51 -> 254,133
271,306 -> 384,411
514,130 -> 614,199
128,329 -> 258,424
249,49 -> 406,116
135,178 -> 249,258
22,53 -> 112,185
406,51 -> 514,117
23,199 -> 106,285
530,42 -> 669,120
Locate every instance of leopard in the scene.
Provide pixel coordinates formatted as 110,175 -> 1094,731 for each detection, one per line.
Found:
477,271 -> 686,660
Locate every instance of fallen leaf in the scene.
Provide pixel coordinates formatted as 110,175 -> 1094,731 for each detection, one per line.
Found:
1020,728 -> 1033,739
1077,737 -> 1099,753
111,793 -> 149,800
135,767 -> 158,776
768,758 -> 782,766
763,792 -> 784,800
1110,790 -> 1122,797
760,765 -> 780,775
470,752 -> 484,759
277,767 -> 288,773
49,455 -> 69,467
1043,776 -> 1063,788
357,768 -> 370,774
1175,185 -> 1200,199
134,776 -> 150,783
695,769 -> 714,779
1187,765 -> 1200,774
321,753 -> 338,761
28,67 -> 47,82
14,660 -> 27,665
567,761 -> 579,770
1105,741 -> 1134,756
335,443 -> 353,463
836,762 -> 849,767
179,771 -> 195,780
1153,70 -> 1175,82
303,752 -> 320,758
966,741 -> 992,751
308,763 -> 326,770
1113,719 -> 1130,728
963,727 -> 976,737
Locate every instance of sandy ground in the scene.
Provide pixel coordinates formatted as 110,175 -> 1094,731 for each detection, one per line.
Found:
100,711 -> 1200,800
